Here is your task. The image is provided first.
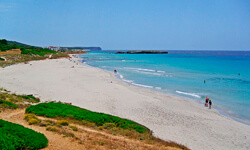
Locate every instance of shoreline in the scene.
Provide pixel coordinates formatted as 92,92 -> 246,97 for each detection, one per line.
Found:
0,57 -> 249,150
80,54 -> 250,126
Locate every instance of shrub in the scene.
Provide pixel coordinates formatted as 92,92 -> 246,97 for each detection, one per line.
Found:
0,100 -> 18,109
24,114 -> 41,125
69,126 -> 78,131
20,94 -> 40,103
103,123 -> 116,129
46,126 -> 59,132
44,120 -> 55,126
56,120 -> 69,126
26,102 -> 150,133
98,126 -> 104,130
39,123 -> 47,127
24,114 -> 36,120
28,118 -> 41,125
0,119 -> 48,149
0,91 -> 40,105
82,120 -> 96,127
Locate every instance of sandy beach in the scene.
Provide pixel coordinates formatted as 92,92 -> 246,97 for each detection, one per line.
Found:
0,57 -> 249,150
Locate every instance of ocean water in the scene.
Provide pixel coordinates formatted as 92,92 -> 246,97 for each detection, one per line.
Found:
79,50 -> 250,124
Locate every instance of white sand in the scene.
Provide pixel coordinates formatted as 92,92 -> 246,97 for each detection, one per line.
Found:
0,57 -> 249,150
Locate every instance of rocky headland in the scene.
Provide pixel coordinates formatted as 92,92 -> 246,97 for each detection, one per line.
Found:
115,50 -> 168,54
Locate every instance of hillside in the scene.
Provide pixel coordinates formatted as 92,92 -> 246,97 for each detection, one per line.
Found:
0,39 -> 43,52
0,39 -> 69,67
7,40 -> 40,49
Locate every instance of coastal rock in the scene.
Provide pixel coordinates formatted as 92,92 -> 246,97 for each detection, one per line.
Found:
115,50 -> 168,54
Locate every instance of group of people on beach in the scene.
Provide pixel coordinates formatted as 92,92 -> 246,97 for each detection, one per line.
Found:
205,97 -> 212,109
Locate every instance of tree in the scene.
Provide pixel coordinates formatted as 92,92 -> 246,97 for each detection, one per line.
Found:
12,44 -> 18,49
0,39 -> 7,45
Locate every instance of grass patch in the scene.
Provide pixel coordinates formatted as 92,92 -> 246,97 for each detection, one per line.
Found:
26,102 -> 150,133
0,89 -> 40,106
0,100 -> 18,109
0,119 -> 48,150
20,95 -> 40,102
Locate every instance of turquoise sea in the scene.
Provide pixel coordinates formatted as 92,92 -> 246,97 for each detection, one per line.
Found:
79,50 -> 250,124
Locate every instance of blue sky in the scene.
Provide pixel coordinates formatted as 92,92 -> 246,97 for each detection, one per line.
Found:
0,0 -> 249,50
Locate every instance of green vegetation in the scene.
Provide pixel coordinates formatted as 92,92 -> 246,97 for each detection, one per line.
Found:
0,88 -> 40,109
20,95 -> 39,101
20,47 -> 57,56
0,53 -> 68,68
0,39 -> 69,67
56,120 -> 69,126
24,114 -> 41,125
7,41 -> 37,49
26,102 -> 150,133
0,119 -> 48,150
46,126 -> 75,138
0,39 -> 18,51
103,122 -> 116,129
0,100 -> 18,109
24,103 -> 189,149
46,126 -> 59,132
0,39 -> 56,56
44,120 -> 55,126
69,125 -> 78,131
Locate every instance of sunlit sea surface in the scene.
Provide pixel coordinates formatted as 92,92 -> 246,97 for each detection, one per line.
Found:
79,50 -> 250,124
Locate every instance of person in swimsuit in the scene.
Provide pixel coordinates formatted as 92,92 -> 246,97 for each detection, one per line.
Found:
209,100 -> 212,109
205,97 -> 209,107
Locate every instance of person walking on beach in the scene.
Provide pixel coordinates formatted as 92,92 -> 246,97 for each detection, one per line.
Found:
205,97 -> 209,107
209,99 -> 212,109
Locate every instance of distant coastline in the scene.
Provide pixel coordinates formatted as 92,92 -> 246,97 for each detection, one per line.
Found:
115,50 -> 168,54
